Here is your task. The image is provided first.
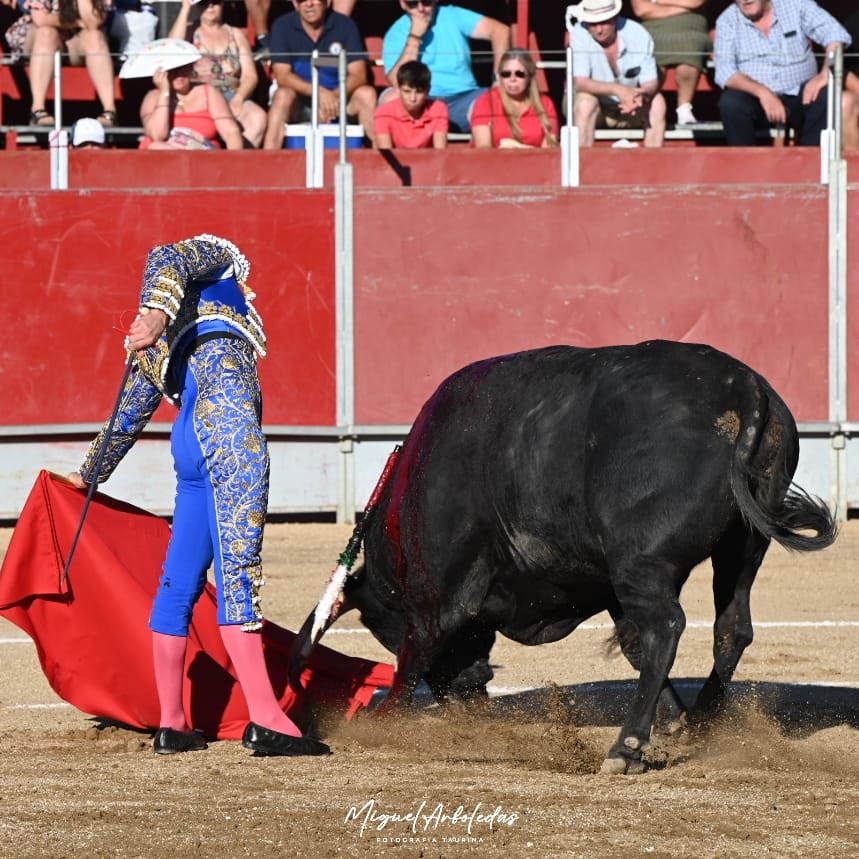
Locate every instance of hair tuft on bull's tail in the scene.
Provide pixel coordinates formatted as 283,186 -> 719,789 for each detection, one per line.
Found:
744,481 -> 837,551
730,385 -> 837,553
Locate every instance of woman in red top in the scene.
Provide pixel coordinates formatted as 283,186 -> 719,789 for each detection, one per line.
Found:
471,49 -> 559,149
139,63 -> 244,150
168,0 -> 268,147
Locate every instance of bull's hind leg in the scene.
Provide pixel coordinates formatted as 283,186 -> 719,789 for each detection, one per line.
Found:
602,564 -> 687,774
694,523 -> 770,719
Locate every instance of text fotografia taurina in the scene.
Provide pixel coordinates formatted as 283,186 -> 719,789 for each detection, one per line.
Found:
344,799 -> 520,838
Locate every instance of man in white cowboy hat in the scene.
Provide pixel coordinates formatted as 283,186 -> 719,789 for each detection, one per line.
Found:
567,0 -> 666,147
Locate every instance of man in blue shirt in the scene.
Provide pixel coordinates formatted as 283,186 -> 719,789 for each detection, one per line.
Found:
381,0 -> 510,134
263,0 -> 377,150
568,0 -> 666,147
714,0 -> 851,146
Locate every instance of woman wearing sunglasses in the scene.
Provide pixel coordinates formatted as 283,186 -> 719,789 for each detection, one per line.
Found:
471,49 -> 559,149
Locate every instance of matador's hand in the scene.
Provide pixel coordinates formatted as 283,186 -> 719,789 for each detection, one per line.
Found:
66,472 -> 87,489
125,307 -> 168,351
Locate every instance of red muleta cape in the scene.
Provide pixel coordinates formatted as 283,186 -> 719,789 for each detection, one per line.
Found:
0,471 -> 394,740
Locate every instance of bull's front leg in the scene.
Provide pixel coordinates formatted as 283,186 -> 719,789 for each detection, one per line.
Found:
602,588 -> 687,774
372,630 -> 431,715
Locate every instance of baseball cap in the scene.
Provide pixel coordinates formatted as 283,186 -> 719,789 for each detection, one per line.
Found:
71,118 -> 106,148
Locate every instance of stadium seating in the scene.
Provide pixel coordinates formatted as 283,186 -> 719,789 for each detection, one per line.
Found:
0,0 -> 854,150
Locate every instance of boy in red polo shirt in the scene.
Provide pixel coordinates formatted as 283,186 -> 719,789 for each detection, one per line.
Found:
374,61 -> 449,149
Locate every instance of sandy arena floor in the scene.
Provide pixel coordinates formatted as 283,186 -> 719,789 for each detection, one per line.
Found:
0,519 -> 857,859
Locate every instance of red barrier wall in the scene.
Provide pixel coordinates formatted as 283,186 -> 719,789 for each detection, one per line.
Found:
0,190 -> 336,426
0,149 -> 854,433
353,186 -> 831,424
0,148 -> 850,191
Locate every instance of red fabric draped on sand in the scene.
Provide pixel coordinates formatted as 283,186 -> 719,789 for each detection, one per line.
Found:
0,471 -> 394,740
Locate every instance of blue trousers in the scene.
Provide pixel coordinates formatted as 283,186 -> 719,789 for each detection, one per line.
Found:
718,85 -> 829,147
439,88 -> 486,133
149,337 -> 270,636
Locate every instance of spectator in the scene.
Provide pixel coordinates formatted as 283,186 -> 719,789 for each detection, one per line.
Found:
107,0 -> 157,62
262,0 -> 376,151
713,0 -> 850,147
6,0 -> 117,127
381,0 -> 510,134
139,62 -> 245,149
471,48 -> 559,149
70,115 -> 106,146
245,0 -> 357,61
841,10 -> 859,152
168,0 -> 267,148
568,0 -> 666,148
629,0 -> 712,126
374,59 -> 448,149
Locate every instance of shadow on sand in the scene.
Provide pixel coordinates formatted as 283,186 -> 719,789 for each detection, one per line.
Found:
391,678 -> 859,739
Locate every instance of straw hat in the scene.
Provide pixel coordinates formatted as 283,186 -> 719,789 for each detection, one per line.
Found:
569,0 -> 622,24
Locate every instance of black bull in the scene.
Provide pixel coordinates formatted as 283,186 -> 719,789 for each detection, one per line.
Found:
292,341 -> 836,773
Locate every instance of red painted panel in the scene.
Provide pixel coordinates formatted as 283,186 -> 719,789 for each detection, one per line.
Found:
0,151 -> 313,190
353,186 -> 829,424
0,190 -> 336,426
0,149 -> 850,433
347,147 -> 827,187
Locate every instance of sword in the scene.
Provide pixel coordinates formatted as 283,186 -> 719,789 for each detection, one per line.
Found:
61,352 -> 135,585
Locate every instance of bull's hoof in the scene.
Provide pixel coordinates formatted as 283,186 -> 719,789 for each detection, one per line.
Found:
654,715 -> 688,741
600,734 -> 651,774
599,755 -> 648,775
599,757 -> 629,775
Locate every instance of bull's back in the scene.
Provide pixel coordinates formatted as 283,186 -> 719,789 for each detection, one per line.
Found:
363,341 -> 786,614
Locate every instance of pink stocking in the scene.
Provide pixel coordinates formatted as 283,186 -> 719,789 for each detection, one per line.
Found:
220,624 -> 302,737
151,631 -> 190,730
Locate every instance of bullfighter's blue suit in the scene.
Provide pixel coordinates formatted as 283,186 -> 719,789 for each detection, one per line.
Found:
79,235 -> 269,635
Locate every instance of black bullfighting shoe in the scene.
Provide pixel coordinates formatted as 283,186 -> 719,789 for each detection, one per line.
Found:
241,722 -> 332,757
152,727 -> 207,755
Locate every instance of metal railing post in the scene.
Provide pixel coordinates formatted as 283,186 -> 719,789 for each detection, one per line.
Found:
338,47 -> 347,165
561,13 -> 580,187
49,128 -> 69,190
49,51 -> 68,190
308,49 -> 350,188
820,46 -> 843,184
53,50 -> 62,130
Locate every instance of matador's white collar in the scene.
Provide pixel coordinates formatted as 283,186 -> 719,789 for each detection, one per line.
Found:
194,233 -> 252,290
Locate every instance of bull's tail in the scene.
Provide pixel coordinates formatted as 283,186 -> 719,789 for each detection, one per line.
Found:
731,382 -> 837,552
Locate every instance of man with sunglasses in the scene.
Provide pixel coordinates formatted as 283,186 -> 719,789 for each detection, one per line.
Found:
381,0 -> 510,134
568,0 -> 665,147
263,0 -> 377,149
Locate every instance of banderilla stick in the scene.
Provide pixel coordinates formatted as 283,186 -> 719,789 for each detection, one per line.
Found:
307,444 -> 402,645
